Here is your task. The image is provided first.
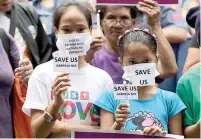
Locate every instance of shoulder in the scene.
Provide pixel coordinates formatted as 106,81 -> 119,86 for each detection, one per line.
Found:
157,88 -> 178,101
89,65 -> 111,77
14,2 -> 39,21
14,2 -> 35,11
178,66 -> 200,85
95,87 -> 116,113
31,60 -> 53,80
92,47 -> 107,62
158,88 -> 185,109
88,65 -> 113,81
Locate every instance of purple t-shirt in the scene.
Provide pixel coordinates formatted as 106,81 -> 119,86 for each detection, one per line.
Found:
91,44 -> 123,84
0,32 -> 19,138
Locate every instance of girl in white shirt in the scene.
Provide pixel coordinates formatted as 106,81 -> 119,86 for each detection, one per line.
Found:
22,2 -> 113,138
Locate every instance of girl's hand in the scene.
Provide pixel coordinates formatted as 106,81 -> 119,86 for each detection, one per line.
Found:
115,103 -> 130,129
15,58 -> 33,88
143,126 -> 163,136
52,73 -> 71,107
138,0 -> 161,28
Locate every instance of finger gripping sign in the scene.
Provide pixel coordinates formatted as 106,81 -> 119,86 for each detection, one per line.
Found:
114,84 -> 138,100
53,51 -> 78,73
131,63 -> 155,86
96,0 -> 178,5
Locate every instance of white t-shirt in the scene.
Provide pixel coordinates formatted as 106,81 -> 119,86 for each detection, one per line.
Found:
22,60 -> 113,126
0,13 -> 10,33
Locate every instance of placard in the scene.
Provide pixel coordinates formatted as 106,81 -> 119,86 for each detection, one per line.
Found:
65,37 -> 86,55
71,129 -> 184,139
57,33 -> 91,56
131,63 -> 155,86
53,55 -> 78,73
114,84 -> 138,100
96,0 -> 178,5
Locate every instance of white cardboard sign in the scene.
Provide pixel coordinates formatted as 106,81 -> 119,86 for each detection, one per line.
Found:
65,37 -> 86,55
53,55 -> 78,73
131,63 -> 155,86
114,84 -> 138,100
57,33 -> 91,56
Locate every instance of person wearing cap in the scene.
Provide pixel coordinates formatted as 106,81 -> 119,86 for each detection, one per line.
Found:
183,6 -> 200,73
176,6 -> 200,138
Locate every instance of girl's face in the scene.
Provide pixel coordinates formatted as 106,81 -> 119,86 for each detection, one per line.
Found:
55,6 -> 91,35
119,43 -> 157,67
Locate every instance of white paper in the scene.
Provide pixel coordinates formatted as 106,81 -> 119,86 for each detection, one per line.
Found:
57,33 -> 92,56
53,53 -> 78,73
114,84 -> 138,100
131,63 -> 156,86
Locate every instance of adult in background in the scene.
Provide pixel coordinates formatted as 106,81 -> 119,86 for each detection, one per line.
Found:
140,6 -> 189,92
22,2 -> 113,138
0,29 -> 32,137
86,0 -> 178,85
0,0 -> 53,137
183,6 -> 200,73
176,6 -> 200,138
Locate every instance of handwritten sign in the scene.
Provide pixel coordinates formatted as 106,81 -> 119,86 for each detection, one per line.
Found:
57,33 -> 91,56
114,84 -> 138,100
53,55 -> 78,72
131,63 -> 155,86
96,0 -> 178,5
64,38 -> 86,55
71,129 -> 184,139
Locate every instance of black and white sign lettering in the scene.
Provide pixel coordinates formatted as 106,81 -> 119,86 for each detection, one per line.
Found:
114,84 -> 138,100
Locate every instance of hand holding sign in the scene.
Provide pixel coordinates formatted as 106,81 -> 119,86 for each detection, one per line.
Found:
138,0 -> 161,28
90,35 -> 104,52
52,73 -> 71,107
15,58 -> 33,88
143,126 -> 165,136
115,103 -> 130,130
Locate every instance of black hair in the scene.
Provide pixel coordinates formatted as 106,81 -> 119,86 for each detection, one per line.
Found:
118,29 -> 157,56
53,2 -> 95,29
96,5 -> 138,20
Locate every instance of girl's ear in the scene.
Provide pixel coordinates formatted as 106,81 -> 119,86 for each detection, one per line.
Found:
155,53 -> 159,63
54,27 -> 58,34
156,53 -> 159,60
118,57 -> 123,67
54,27 -> 58,38
90,26 -> 93,34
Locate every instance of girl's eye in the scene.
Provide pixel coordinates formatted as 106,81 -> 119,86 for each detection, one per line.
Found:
143,59 -> 149,63
128,61 -> 137,65
63,29 -> 70,32
78,28 -> 85,32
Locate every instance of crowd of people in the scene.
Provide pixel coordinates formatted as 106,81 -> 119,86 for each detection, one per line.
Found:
0,0 -> 200,138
